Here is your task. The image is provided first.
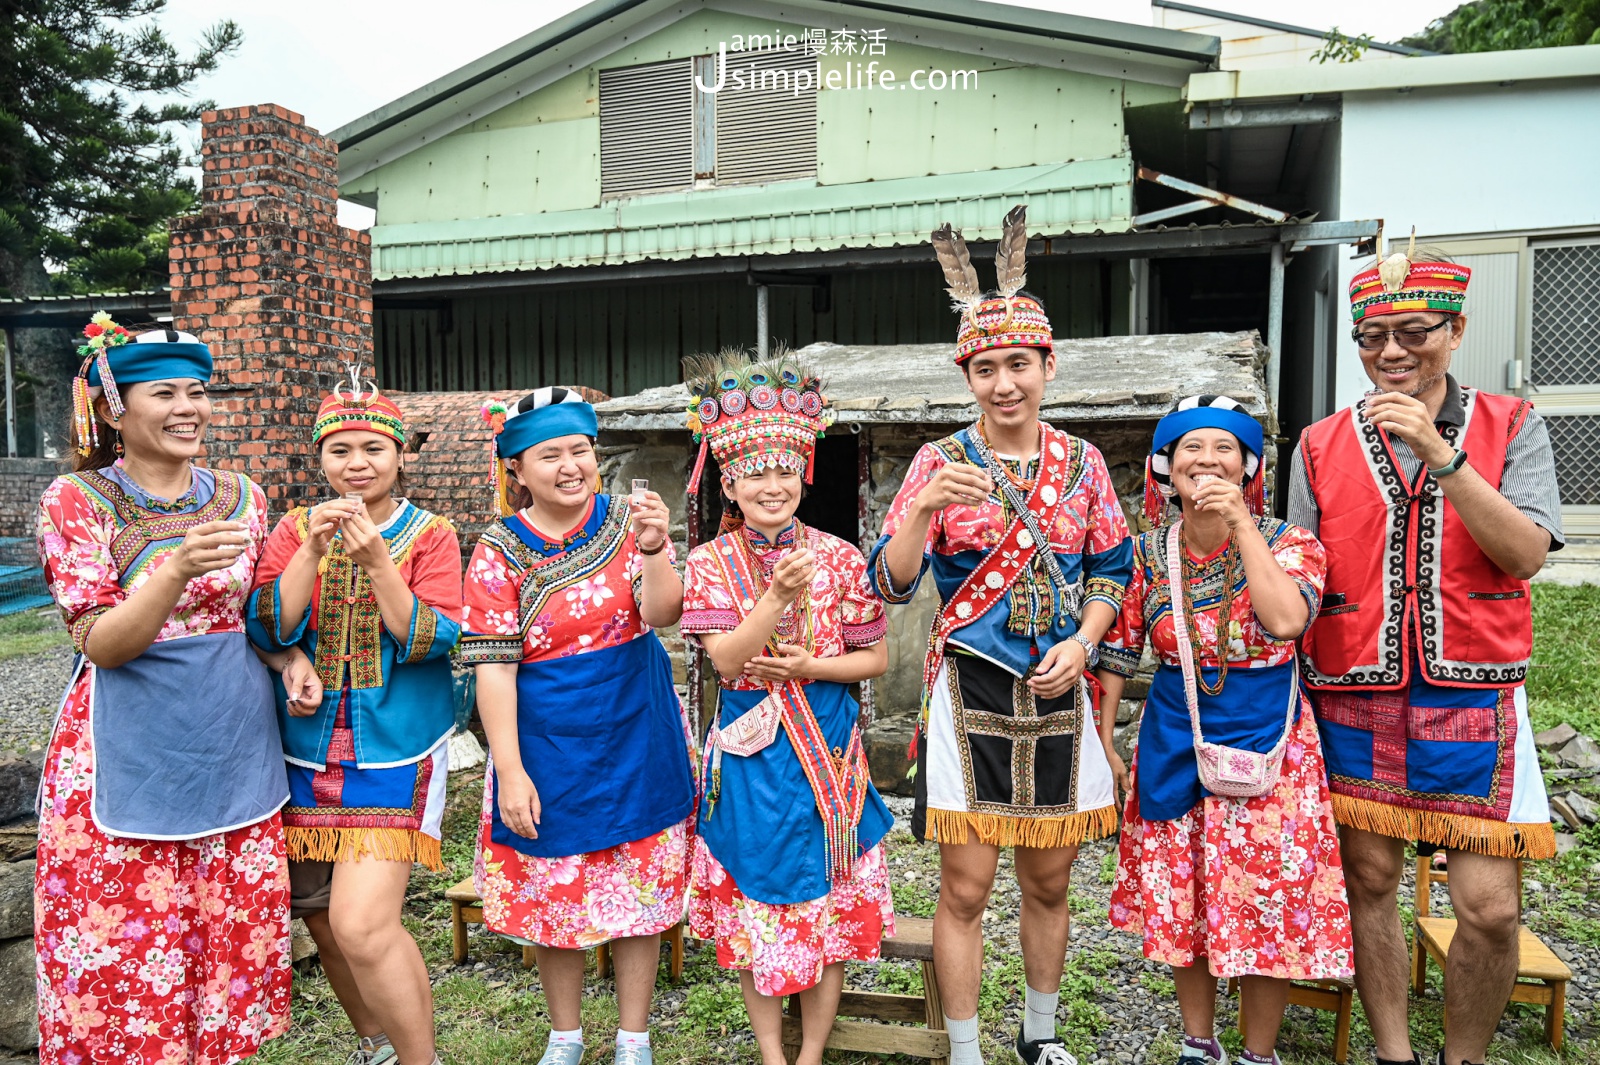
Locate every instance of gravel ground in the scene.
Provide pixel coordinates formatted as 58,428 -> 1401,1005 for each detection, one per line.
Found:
0,642 -> 71,756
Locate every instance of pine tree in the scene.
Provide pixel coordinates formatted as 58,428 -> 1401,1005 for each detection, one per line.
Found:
0,1 -> 242,296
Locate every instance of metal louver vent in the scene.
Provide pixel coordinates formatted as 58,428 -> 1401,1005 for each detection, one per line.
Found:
715,50 -> 818,186
600,59 -> 694,197
1546,415 -> 1600,506
1531,243 -> 1600,388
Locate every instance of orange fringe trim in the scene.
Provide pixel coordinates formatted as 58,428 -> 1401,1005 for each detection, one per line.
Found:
286,826 -> 444,871
924,805 -> 1119,849
1329,795 -> 1556,860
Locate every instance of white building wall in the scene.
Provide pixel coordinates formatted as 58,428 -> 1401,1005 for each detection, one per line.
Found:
1152,6 -> 1408,70
1332,80 -> 1600,410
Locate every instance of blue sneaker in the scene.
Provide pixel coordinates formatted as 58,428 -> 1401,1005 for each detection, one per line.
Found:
535,1042 -> 585,1065
614,1044 -> 653,1065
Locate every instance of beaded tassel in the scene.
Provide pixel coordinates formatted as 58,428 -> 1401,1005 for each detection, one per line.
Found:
1142,456 -> 1167,526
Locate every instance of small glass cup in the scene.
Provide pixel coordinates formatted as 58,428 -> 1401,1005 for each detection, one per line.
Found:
631,479 -> 649,506
344,491 -> 366,518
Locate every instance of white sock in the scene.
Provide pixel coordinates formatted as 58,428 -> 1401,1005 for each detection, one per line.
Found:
945,1014 -> 981,1065
1024,984 -> 1060,1042
616,1029 -> 649,1047
549,1027 -> 583,1047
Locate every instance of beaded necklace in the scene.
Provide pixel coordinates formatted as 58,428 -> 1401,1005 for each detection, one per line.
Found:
737,520 -> 817,655
1177,527 -> 1239,696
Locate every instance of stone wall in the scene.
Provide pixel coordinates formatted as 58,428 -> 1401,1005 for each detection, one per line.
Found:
0,457 -> 64,539
170,104 -> 373,515
0,754 -> 42,1055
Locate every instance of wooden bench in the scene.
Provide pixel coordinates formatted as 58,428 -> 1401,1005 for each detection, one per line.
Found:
1232,978 -> 1354,1064
1410,855 -> 1570,1051
445,877 -> 684,982
780,915 -> 949,1065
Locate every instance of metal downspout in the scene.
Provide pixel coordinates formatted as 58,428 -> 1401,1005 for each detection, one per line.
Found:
1267,242 -> 1285,432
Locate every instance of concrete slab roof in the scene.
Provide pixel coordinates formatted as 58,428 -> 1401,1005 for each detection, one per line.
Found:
1187,43 -> 1600,102
594,330 -> 1267,432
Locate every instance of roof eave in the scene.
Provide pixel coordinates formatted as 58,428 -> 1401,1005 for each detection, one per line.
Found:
1187,43 -> 1600,103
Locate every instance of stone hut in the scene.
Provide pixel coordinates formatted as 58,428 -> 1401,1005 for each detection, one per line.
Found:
592,331 -> 1271,784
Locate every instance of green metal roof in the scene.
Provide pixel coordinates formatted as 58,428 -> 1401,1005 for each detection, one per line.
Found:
369,156 -> 1134,280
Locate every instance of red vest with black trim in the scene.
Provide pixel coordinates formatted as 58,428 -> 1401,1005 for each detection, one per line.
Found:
1299,388 -> 1533,691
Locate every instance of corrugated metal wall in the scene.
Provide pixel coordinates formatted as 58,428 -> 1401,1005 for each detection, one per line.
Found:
376,257 -> 1124,396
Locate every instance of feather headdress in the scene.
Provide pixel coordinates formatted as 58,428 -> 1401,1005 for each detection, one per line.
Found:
934,205 -> 1055,363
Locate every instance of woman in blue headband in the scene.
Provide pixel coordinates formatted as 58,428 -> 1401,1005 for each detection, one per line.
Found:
461,388 -> 696,1065
1093,396 -> 1352,1065
35,318 -> 318,1064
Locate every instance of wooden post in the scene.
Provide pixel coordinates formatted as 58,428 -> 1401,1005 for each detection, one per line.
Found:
450,900 -> 468,965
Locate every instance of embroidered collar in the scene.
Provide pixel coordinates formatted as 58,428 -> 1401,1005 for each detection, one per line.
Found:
516,497 -> 598,554
741,520 -> 798,553
104,460 -> 209,514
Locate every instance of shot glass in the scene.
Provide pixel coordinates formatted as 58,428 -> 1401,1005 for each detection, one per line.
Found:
631,479 -> 649,506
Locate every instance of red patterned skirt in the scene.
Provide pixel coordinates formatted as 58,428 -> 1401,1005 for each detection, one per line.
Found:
1109,706 -> 1353,980
688,835 -> 894,997
473,763 -> 692,949
35,669 -> 293,1065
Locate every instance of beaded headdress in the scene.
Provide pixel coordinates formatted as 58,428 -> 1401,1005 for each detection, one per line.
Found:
313,360 -> 406,448
71,316 -> 213,456
683,348 -> 832,493
1349,227 -> 1471,323
931,204 -> 1054,363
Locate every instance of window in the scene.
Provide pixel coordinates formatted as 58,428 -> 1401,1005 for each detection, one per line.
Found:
598,51 -> 818,198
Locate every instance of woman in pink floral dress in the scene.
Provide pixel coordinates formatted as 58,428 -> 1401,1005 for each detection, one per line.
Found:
1095,396 -> 1352,1065
462,388 -> 695,1065
678,352 -> 894,1065
34,322 -> 315,1065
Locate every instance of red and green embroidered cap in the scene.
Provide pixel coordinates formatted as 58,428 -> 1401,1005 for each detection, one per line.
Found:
313,363 -> 405,447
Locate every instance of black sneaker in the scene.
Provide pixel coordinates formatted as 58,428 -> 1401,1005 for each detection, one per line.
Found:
1015,1029 -> 1079,1065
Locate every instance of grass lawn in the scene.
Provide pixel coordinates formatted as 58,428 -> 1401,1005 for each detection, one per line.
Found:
0,606 -> 68,660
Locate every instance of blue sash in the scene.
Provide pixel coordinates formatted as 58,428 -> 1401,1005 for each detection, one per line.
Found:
89,632 -> 289,838
490,632 -> 694,858
1137,662 -> 1301,822
698,680 -> 892,906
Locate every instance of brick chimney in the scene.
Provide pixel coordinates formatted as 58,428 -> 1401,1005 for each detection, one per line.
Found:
168,104 -> 373,512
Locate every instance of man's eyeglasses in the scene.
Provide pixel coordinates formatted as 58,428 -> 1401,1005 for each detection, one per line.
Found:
1351,319 -> 1452,351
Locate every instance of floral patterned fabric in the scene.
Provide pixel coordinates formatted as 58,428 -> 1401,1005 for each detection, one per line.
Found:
1103,519 -> 1351,979
473,773 -> 691,949
687,836 -> 894,997
34,473 -> 292,1063
680,522 -> 887,677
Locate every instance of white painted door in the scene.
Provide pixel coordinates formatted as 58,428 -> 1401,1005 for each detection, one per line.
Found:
1529,236 -> 1600,538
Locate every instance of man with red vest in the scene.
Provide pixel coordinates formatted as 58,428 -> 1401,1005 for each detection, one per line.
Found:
1289,242 -> 1564,1065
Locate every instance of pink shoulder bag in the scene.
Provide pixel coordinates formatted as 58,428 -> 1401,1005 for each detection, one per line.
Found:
1164,521 -> 1296,799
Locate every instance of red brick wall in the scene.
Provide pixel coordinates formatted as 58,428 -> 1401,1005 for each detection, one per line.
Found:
169,104 -> 372,515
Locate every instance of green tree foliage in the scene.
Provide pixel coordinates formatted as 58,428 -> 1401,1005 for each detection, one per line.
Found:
1400,0 -> 1600,52
1312,26 -> 1376,63
0,1 -> 242,297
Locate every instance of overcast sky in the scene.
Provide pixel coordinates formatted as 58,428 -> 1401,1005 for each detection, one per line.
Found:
162,0 -> 1458,136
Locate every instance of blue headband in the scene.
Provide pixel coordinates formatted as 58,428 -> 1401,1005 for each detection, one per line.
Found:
86,341 -> 213,388
495,401 -> 598,458
1151,406 -> 1263,462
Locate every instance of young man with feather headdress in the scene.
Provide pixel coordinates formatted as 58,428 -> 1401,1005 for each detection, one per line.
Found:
868,207 -> 1133,1065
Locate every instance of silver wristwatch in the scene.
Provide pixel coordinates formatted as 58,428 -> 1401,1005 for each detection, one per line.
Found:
1070,631 -> 1100,668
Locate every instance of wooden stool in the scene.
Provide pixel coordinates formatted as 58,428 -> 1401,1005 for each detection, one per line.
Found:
779,915 -> 949,1065
1411,855 -> 1570,1050
1232,977 -> 1354,1063
446,878 -> 533,969
445,877 -> 685,982
596,924 -> 685,983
